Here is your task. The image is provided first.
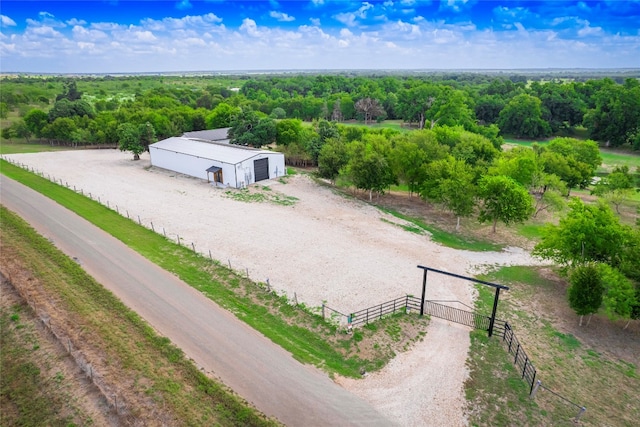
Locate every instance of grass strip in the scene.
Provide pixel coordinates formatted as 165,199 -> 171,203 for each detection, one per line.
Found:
376,205 -> 503,251
0,206 -> 278,426
0,159 -> 381,378
0,303 -> 87,426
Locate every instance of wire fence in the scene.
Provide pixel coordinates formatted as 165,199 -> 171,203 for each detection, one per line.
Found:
1,272 -> 127,418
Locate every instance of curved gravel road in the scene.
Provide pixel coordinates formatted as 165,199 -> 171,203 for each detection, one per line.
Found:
0,175 -> 394,427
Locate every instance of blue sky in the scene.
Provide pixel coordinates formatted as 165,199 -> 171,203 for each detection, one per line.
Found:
1,1 -> 639,73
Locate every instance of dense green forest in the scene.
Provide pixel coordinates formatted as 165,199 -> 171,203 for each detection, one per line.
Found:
1,72 -> 639,325
1,72 -> 639,149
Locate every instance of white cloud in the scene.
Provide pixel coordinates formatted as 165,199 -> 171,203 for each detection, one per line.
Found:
493,6 -> 531,23
77,41 -> 95,50
141,14 -> 223,31
577,20 -> 604,37
28,11 -> 66,28
66,18 -> 87,26
440,0 -> 473,13
72,25 -> 108,41
91,22 -> 126,31
514,22 -> 527,33
38,12 -> 55,20
31,26 -> 62,37
240,18 -> 263,37
269,11 -> 295,22
334,2 -> 374,27
551,16 -> 575,26
134,30 -> 157,42
1,15 -> 17,26
310,18 -> 321,26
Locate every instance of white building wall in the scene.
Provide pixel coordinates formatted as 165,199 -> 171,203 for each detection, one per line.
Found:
267,153 -> 286,180
149,145 -> 285,188
149,147 -> 240,188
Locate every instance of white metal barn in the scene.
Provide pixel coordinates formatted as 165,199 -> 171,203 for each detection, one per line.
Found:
149,137 -> 286,188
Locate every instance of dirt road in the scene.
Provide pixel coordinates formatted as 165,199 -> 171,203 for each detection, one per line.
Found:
0,175 -> 393,427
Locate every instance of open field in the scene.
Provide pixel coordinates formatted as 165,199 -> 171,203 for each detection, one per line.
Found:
2,148 -> 546,426
503,138 -> 640,173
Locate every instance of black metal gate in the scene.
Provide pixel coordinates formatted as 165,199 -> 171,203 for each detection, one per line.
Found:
422,300 -> 491,331
254,158 -> 269,182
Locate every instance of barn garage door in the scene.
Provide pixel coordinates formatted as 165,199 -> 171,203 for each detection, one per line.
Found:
254,158 -> 269,182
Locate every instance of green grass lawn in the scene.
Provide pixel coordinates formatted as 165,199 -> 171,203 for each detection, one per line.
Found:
376,205 -> 503,252
0,140 -> 71,155
338,119 -> 409,132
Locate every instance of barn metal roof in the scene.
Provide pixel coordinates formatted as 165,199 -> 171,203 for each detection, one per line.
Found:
149,137 -> 282,165
182,128 -> 230,142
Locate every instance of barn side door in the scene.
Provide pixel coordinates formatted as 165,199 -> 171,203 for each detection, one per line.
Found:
254,158 -> 269,182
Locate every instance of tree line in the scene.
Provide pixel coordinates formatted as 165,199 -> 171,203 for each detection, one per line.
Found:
1,73 -> 639,150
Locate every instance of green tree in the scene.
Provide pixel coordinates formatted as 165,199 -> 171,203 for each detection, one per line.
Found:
568,263 -> 604,326
138,122 -> 156,152
396,83 -> 440,129
450,131 -> 499,168
117,123 -> 144,160
206,103 -> 241,129
434,87 -> 475,130
389,136 -> 428,197
48,98 -> 96,121
355,97 -> 385,125
422,156 -> 476,230
318,138 -> 348,183
583,78 -> 640,147
0,102 -> 8,119
228,110 -> 276,148
55,80 -> 82,101
11,120 -> 32,142
541,137 -> 601,196
316,119 -> 340,143
533,199 -> 628,267
42,117 -> 77,144
598,264 -> 637,327
275,119 -> 303,146
591,166 -> 636,214
538,83 -> 586,132
498,93 -> 551,138
475,95 -> 505,125
345,140 -> 395,201
477,175 -> 534,233
270,107 -> 287,119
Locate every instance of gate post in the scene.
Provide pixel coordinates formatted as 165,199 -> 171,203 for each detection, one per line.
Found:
420,269 -> 427,316
488,287 -> 501,337
530,380 -> 541,399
